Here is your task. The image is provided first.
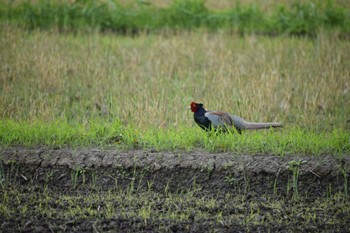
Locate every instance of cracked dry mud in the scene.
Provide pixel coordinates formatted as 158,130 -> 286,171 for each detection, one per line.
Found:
1,147 -> 350,232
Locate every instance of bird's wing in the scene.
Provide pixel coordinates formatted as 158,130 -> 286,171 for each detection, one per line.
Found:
205,111 -> 233,128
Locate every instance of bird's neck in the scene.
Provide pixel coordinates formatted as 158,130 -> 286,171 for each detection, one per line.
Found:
194,107 -> 211,131
194,106 -> 206,117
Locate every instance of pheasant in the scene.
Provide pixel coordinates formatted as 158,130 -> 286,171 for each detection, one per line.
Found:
189,102 -> 283,133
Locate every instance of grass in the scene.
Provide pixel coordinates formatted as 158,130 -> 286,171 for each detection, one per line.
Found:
0,17 -> 350,155
1,0 -> 349,36
1,2 -> 349,231
0,119 -> 349,156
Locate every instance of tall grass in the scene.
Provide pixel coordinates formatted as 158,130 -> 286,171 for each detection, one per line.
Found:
0,26 -> 349,153
0,0 -> 349,35
1,27 -> 349,129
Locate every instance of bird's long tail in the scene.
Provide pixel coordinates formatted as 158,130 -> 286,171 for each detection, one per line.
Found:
244,122 -> 283,130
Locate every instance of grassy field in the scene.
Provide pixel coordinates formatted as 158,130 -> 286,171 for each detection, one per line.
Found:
0,0 -> 350,155
1,2 -> 350,232
1,0 -> 350,36
0,25 -> 350,154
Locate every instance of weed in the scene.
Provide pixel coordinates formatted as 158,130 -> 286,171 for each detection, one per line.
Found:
273,167 -> 282,195
225,174 -> 236,186
126,168 -> 137,195
90,171 -> 98,189
147,180 -> 154,193
287,159 -> 306,201
201,163 -> 215,178
243,172 -> 251,195
340,166 -> 349,196
327,183 -> 333,198
44,171 -> 53,184
0,164 -> 4,188
71,167 -> 86,188
4,160 -> 18,182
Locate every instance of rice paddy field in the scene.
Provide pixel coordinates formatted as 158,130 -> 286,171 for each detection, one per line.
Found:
0,0 -> 350,232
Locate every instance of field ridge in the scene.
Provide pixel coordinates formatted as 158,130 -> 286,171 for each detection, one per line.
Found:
1,147 -> 349,197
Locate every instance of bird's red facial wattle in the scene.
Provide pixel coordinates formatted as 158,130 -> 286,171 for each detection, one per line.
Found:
189,102 -> 199,112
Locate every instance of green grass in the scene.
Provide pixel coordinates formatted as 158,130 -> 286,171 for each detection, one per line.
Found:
1,119 -> 349,156
0,24 -> 349,155
0,0 -> 349,36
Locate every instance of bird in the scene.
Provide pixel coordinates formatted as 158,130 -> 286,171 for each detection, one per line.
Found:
189,102 -> 283,133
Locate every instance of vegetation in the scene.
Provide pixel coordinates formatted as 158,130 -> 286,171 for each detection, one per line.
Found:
1,24 -> 349,154
0,1 -> 349,231
1,174 -> 350,232
0,1 -> 349,155
0,0 -> 349,36
1,119 -> 349,156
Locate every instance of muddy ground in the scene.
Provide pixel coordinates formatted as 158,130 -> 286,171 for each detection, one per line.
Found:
1,147 -> 350,232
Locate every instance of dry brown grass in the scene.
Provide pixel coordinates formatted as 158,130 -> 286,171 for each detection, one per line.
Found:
1,26 -> 349,131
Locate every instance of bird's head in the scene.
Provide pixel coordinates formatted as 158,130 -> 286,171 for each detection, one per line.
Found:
189,102 -> 203,113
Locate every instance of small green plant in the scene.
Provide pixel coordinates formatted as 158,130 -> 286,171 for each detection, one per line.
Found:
146,180 -> 154,193
287,159 -> 306,201
273,168 -> 282,195
44,171 -> 53,184
138,202 -> 152,224
326,183 -> 332,198
5,160 -> 18,182
126,169 -> 137,195
90,171 -> 98,189
340,166 -> 349,196
225,174 -> 236,186
0,162 -> 5,187
201,164 -> 215,179
71,167 -> 86,188
243,173 -> 251,195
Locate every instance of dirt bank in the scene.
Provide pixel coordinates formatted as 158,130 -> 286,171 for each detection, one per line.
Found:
1,147 -> 349,197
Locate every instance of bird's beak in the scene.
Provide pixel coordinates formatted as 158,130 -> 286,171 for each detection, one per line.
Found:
187,106 -> 191,109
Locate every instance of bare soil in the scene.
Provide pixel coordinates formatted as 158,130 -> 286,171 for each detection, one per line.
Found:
1,147 -> 350,232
